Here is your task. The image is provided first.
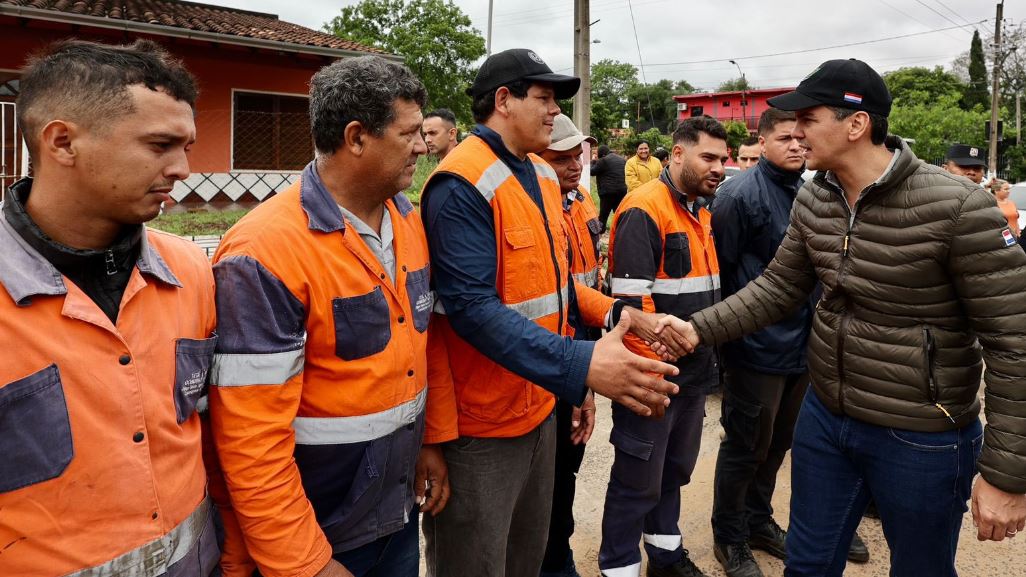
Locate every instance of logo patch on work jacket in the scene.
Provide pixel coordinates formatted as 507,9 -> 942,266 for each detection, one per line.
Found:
1003,228 -> 1016,247
416,292 -> 433,313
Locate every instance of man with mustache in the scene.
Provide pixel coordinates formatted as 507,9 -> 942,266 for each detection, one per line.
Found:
708,108 -> 867,577
656,58 -> 1026,577
599,116 -> 729,577
209,56 -> 457,577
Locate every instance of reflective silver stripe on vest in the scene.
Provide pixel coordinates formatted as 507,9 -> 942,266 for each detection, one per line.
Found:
533,160 -> 560,184
67,497 -> 211,577
506,283 -> 569,320
293,386 -> 427,445
476,160 -> 515,203
211,346 -> 306,387
611,277 -> 654,296
572,267 -> 599,289
651,274 -> 721,295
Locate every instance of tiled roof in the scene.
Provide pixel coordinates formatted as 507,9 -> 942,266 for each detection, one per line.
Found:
0,0 -> 384,54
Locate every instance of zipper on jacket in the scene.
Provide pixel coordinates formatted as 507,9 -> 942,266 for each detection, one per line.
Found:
105,249 -> 117,275
922,327 -> 955,424
834,202 -> 859,412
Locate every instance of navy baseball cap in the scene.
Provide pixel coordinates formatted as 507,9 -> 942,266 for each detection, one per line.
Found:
768,58 -> 892,117
946,143 -> 987,167
467,48 -> 581,100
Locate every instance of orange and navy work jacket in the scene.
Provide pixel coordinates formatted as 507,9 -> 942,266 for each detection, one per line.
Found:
209,161 -> 457,577
423,132 -> 613,438
563,185 -> 603,292
608,172 -> 721,388
0,186 -> 219,577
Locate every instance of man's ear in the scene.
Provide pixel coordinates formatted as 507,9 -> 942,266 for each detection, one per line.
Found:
39,119 -> 77,167
847,111 -> 871,143
493,86 -> 513,118
343,120 -> 367,155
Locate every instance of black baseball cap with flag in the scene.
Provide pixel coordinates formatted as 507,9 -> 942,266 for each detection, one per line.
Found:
767,58 -> 892,117
467,48 -> 581,100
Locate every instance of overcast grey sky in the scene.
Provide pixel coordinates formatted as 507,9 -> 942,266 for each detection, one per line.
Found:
203,0 -> 1022,91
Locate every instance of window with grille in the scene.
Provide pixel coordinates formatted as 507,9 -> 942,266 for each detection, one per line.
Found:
232,91 -> 312,171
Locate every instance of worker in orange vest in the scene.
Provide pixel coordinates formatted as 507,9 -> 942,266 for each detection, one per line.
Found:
420,48 -> 690,577
0,39 -> 227,577
537,114 -> 603,577
601,116 -> 729,577
209,56 -> 457,577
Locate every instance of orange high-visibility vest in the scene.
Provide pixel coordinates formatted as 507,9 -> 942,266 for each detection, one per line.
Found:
427,135 -> 575,437
563,185 -> 602,292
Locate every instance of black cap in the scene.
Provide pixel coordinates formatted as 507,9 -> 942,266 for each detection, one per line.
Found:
767,58 -> 892,117
946,143 -> 987,167
467,48 -> 581,100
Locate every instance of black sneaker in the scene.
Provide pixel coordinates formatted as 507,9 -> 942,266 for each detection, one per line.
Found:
748,519 -> 787,560
713,542 -> 764,577
847,532 -> 870,564
646,549 -> 710,577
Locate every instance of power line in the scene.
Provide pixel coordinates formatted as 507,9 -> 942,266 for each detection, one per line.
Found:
625,0 -> 656,127
874,0 -> 965,42
911,0 -> 975,32
933,0 -> 978,28
642,20 -> 987,67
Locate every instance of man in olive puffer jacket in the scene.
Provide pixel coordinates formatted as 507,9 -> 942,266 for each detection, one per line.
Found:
655,59 -> 1026,577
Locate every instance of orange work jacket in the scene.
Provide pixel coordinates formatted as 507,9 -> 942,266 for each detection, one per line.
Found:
209,162 -> 457,577
426,135 -> 612,438
562,185 -> 603,292
608,175 -> 721,388
0,206 -> 218,576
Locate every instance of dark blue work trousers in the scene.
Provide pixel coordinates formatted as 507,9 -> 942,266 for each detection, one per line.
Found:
599,386 -> 706,574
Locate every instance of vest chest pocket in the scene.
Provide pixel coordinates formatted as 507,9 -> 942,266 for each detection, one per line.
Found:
662,233 -> 693,278
333,287 -> 392,361
0,364 -> 73,493
502,225 -> 543,303
405,265 -> 433,333
175,336 -> 218,424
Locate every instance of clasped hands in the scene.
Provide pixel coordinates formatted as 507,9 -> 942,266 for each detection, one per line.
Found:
624,308 -> 700,362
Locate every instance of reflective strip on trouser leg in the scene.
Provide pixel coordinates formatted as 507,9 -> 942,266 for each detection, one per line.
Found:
66,497 -> 211,577
600,562 -> 641,577
643,532 -> 682,550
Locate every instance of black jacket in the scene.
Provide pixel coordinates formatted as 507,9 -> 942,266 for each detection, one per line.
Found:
710,158 -> 814,375
590,153 -> 628,197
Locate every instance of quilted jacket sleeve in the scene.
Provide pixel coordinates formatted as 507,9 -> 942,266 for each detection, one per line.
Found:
690,195 -> 819,345
948,187 -> 1026,494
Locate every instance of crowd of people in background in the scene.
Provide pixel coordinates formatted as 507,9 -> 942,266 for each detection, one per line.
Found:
4,36 -> 1026,577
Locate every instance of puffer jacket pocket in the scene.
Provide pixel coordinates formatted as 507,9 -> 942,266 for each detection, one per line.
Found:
333,287 -> 392,361
0,364 -> 73,493
662,233 -> 692,278
174,336 -> 218,423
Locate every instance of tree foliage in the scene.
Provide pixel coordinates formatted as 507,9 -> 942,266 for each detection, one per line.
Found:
888,94 -> 991,164
590,59 -> 641,137
883,66 -> 965,108
323,0 -> 485,123
952,22 -> 1026,111
717,77 -> 752,93
722,120 -> 751,161
963,29 -> 989,110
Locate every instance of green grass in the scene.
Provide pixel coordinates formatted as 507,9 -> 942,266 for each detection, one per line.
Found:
405,154 -> 439,205
149,209 -> 249,237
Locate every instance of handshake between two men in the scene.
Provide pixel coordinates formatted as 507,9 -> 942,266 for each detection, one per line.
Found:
581,308 -> 700,419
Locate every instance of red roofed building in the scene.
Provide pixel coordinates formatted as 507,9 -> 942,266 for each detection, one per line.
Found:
0,0 -> 392,202
674,87 -> 795,133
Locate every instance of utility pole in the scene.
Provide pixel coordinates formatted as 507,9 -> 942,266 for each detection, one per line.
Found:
730,60 -> 748,131
988,0 -> 1003,175
573,0 -> 591,136
486,0 -> 493,56
1017,93 -> 1021,147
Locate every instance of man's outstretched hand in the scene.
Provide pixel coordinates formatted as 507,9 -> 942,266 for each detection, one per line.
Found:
625,307 -> 697,361
650,315 -> 701,359
586,309 -> 679,417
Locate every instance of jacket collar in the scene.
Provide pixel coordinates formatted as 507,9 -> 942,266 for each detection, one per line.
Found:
0,179 -> 180,306
473,124 -> 531,166
756,156 -> 804,192
300,160 -> 415,234
814,138 -> 921,200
